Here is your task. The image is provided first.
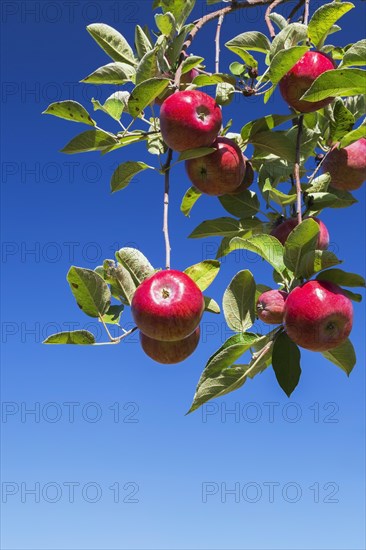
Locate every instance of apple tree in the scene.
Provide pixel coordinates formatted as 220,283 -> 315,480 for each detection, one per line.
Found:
42,0 -> 366,414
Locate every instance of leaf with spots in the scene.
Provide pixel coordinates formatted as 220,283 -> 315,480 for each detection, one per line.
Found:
43,330 -> 96,345
128,78 -> 170,117
42,101 -> 96,126
67,267 -> 111,318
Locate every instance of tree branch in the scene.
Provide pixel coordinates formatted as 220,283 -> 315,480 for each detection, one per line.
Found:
287,0 -> 304,22
215,13 -> 225,73
294,115 -> 304,224
265,0 -> 284,39
163,148 -> 173,270
303,0 -> 310,25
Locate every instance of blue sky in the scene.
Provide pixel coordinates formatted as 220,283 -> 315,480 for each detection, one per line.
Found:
1,1 -> 365,549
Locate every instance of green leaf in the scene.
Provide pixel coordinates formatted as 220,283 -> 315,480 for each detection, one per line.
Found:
341,289 -> 363,303
329,99 -> 355,143
269,12 -> 288,31
301,69 -> 366,102
110,161 -> 152,193
188,332 -> 260,413
43,101 -> 95,126
135,25 -> 153,59
226,235 -> 286,275
326,187 -> 358,209
147,118 -> 166,156
298,250 -> 342,279
67,267 -> 111,318
100,304 -> 124,325
136,48 -> 160,85
316,268 -> 365,288
92,91 -> 129,121
155,12 -> 175,36
115,248 -> 154,286
181,186 -> 202,217
156,0 -> 195,31
340,39 -> 366,68
61,129 -> 117,154
262,179 -> 297,206
81,62 -> 135,84
87,23 -> 136,65
219,190 -> 260,218
192,73 -> 236,87
270,23 -> 308,59
241,113 -> 295,143
225,32 -> 271,56
339,122 -> 366,148
43,330 -> 96,345
305,191 -> 339,211
189,217 -> 245,238
177,147 -> 215,162
250,131 -> 295,163
322,338 -> 356,376
204,296 -> 220,314
128,78 -> 170,117
216,82 -> 236,106
308,2 -> 354,49
269,46 -> 309,85
283,218 -> 320,275
184,260 -> 220,292
181,55 -> 204,74
223,270 -> 256,332
102,260 -> 136,306
307,173 -> 331,194
272,332 -> 301,397
344,94 -> 366,120
230,62 -> 246,76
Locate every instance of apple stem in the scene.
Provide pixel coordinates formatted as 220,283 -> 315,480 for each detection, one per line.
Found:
163,148 -> 173,270
294,115 -> 304,225
265,0 -> 285,39
215,14 -> 224,74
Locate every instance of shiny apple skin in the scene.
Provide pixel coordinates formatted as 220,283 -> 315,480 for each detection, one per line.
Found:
140,327 -> 200,364
323,138 -> 366,191
256,289 -> 288,325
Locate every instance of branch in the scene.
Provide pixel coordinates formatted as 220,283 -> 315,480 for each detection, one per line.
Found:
265,0 -> 284,39
287,0 -> 304,22
163,148 -> 173,270
294,115 -> 304,224
215,13 -> 225,73
303,0 -> 310,25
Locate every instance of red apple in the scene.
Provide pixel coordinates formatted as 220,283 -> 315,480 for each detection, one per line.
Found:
256,289 -> 288,324
159,90 -> 222,152
140,327 -> 200,364
284,280 -> 353,351
323,138 -> 366,191
185,136 -> 245,196
231,157 -> 254,194
131,270 -> 205,341
279,51 -> 335,113
270,217 -> 329,250
155,69 -> 200,106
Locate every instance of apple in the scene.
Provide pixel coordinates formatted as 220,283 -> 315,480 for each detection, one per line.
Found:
270,217 -> 329,249
323,138 -> 366,191
279,51 -> 335,113
256,289 -> 288,324
231,157 -> 254,194
159,90 -> 222,152
131,269 -> 205,341
185,136 -> 245,195
284,280 -> 353,351
140,327 -> 200,364
155,69 -> 200,106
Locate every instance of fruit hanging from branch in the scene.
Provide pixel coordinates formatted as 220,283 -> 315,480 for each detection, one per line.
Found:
271,217 -> 330,249
140,327 -> 200,364
323,138 -> 366,191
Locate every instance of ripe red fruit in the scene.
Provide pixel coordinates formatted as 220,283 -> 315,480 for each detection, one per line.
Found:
256,289 -> 288,325
185,137 -> 245,196
159,90 -> 222,152
279,51 -> 335,113
140,327 -> 200,364
284,280 -> 353,351
323,138 -> 366,191
270,217 -> 329,250
131,270 -> 205,341
231,157 -> 254,194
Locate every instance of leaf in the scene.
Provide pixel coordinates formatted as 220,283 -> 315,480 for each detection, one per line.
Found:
307,174 -> 331,194
43,330 -> 96,345
110,161 -> 153,193
204,296 -> 220,314
298,250 -> 342,279
322,339 -> 356,376
43,101 -> 95,126
135,25 -> 153,59
270,23 -> 308,59
102,260 -> 136,306
67,267 -> 111,318
250,131 -> 295,163
223,270 -> 256,332
339,123 -> 366,148
81,62 -> 135,84
329,99 -> 355,144
60,129 -> 117,154
184,260 -> 220,292
136,48 -> 160,85
188,332 -> 260,413
87,23 -> 136,65
316,268 -> 365,288
181,55 -> 204,74
156,0 -> 195,31
241,113 -> 295,143
283,219 -> 320,275
225,32 -> 271,56
269,12 -> 288,31
301,69 -> 366,102
115,248 -> 154,287
128,78 -> 170,117
219,190 -> 260,218
262,179 -> 297,206
269,46 -> 309,85
100,304 -> 124,325
189,217 -> 245,238
272,332 -> 301,397
341,289 -> 363,303
177,147 -> 215,162
92,91 -> 130,121
308,2 -> 354,49
147,118 -> 165,156
155,12 -> 175,36
192,73 -> 236,87
216,82 -> 236,106
340,39 -> 366,68
227,235 -> 286,275
181,186 -> 202,216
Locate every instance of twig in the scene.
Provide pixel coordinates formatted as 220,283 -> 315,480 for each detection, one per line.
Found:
294,115 -> 304,224
215,14 -> 225,73
303,0 -> 310,25
307,144 -> 338,185
287,0 -> 304,22
98,316 -> 138,344
163,148 -> 173,270
265,0 -> 284,39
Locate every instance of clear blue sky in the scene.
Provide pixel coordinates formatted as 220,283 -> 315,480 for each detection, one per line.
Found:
1,1 -> 365,549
